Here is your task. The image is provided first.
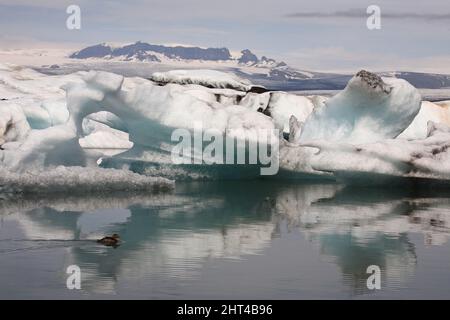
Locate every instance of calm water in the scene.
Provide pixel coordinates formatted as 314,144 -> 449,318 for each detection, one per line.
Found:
1,181 -> 450,299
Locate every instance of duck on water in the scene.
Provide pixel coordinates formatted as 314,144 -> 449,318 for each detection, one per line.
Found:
97,234 -> 121,247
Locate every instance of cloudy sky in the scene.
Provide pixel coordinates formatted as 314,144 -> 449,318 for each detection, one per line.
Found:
1,0 -> 450,73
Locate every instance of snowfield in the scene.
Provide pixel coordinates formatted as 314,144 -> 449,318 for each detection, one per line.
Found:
2,63 -> 450,192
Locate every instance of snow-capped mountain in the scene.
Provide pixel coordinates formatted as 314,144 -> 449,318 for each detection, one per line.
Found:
66,41 -> 450,90
70,41 -> 232,62
69,41 -> 322,82
71,41 -> 275,65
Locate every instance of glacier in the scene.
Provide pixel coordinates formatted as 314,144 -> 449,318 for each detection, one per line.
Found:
2,63 -> 450,192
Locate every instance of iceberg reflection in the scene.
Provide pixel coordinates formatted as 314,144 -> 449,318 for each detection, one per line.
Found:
1,182 -> 449,295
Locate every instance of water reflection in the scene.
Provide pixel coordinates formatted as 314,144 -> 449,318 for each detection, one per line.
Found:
273,185 -> 450,295
1,182 -> 449,296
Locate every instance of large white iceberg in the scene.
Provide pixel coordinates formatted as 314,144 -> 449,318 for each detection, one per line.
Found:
62,69 -> 280,178
2,63 -> 450,188
300,70 -> 422,144
0,65 -> 172,192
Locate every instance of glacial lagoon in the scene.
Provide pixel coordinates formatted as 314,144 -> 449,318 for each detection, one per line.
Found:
1,181 -> 449,299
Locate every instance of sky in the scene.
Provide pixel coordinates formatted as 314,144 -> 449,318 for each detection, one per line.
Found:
1,0 -> 450,73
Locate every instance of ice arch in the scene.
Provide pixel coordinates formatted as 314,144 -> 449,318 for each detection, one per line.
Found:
63,71 -> 279,177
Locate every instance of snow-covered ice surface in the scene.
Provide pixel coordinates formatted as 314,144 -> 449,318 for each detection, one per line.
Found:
2,63 -> 450,188
150,69 -> 255,91
399,101 -> 450,139
300,122 -> 450,183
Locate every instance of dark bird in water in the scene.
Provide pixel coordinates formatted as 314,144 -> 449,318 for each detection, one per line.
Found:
97,234 -> 121,247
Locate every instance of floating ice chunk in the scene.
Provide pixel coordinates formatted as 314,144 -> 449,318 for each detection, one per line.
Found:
1,68 -> 278,178
399,101 -> 450,139
150,69 -> 256,92
300,70 -> 422,144
3,65 -> 449,185
280,106 -> 450,182
0,166 -> 174,194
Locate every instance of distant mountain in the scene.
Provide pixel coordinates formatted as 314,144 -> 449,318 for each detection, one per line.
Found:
69,41 -> 320,82
72,41 -> 259,64
70,41 -> 231,62
69,42 -> 450,90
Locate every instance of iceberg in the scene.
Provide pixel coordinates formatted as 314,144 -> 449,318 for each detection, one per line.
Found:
2,63 -> 450,188
1,64 -> 280,184
0,65 -> 174,191
63,69 -> 279,178
300,70 -> 422,144
150,69 -> 256,91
